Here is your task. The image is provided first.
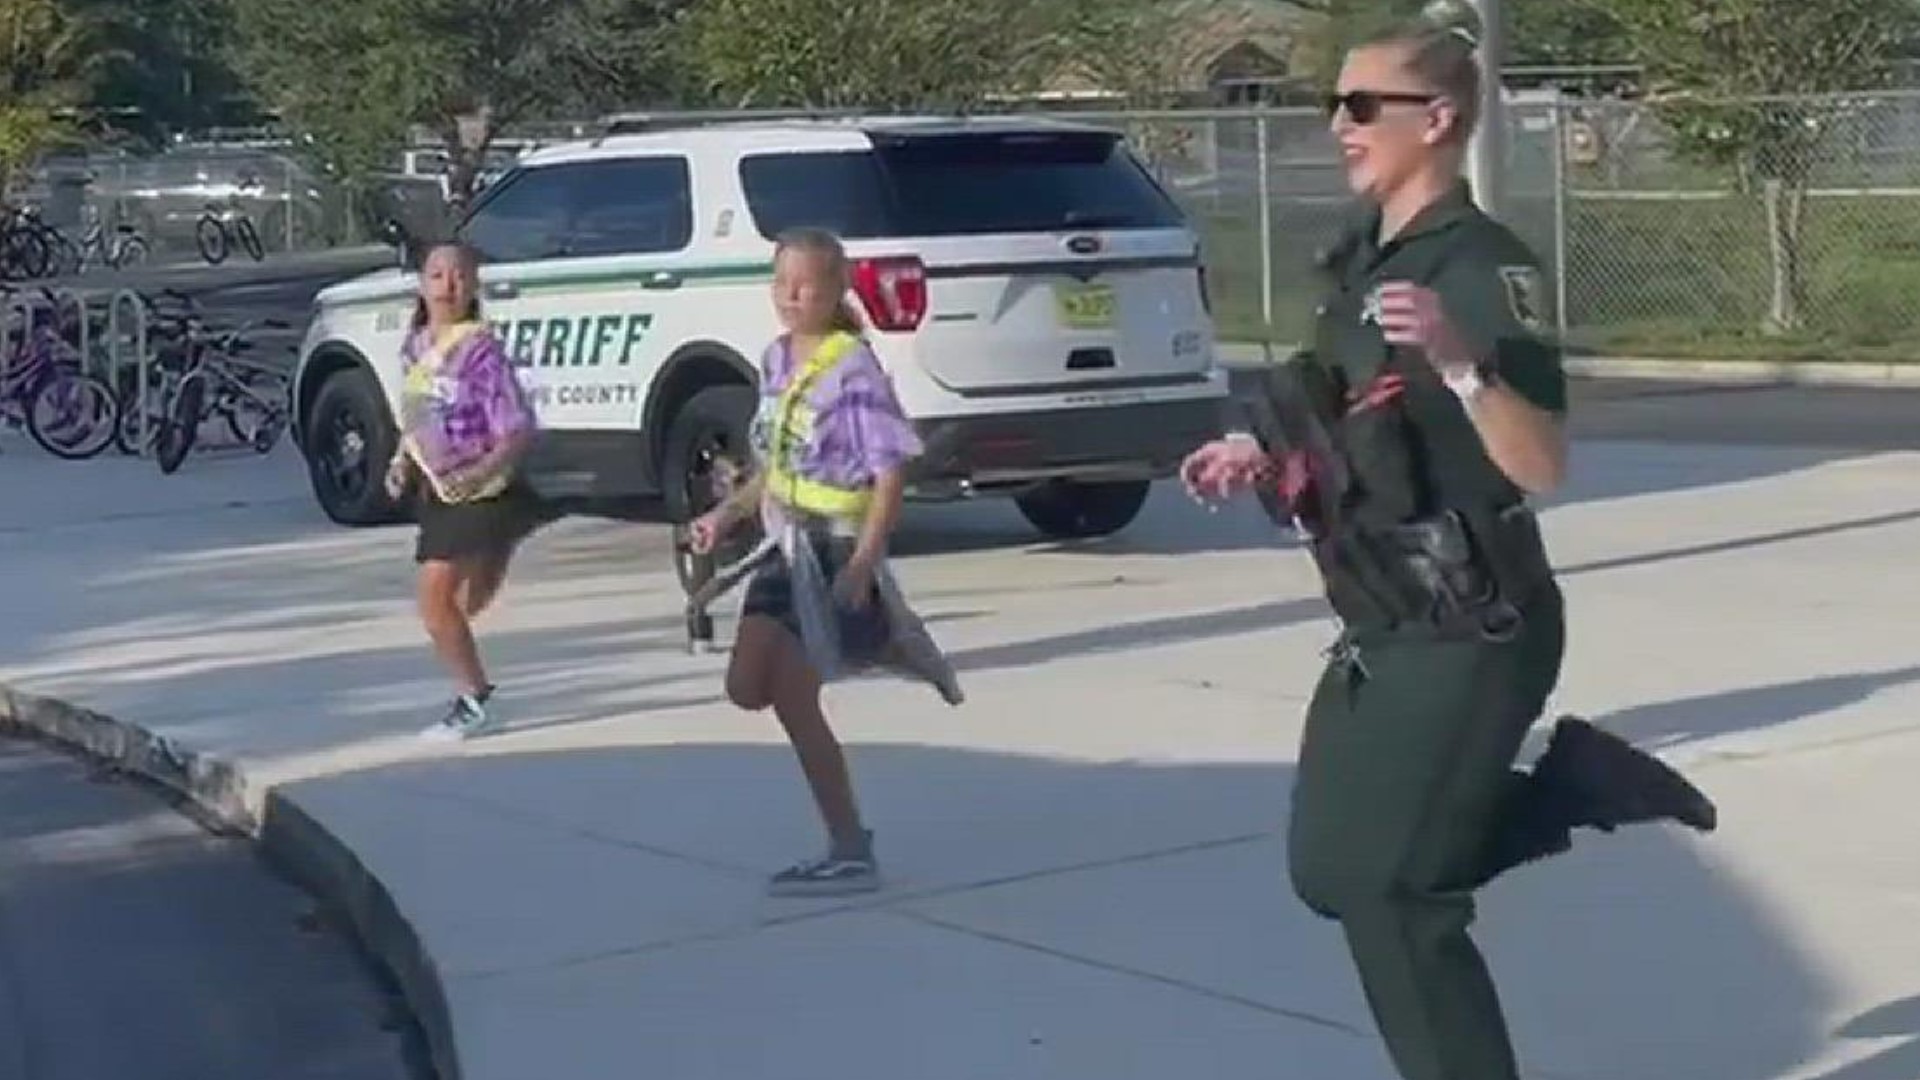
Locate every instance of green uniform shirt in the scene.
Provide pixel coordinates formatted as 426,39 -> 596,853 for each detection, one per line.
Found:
1311,181 -> 1565,511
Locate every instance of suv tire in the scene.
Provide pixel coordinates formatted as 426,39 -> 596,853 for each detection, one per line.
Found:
306,366 -> 403,526
662,384 -> 760,597
1015,479 -> 1152,540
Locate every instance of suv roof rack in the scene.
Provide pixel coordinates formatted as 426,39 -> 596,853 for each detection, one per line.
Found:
593,108 -> 891,143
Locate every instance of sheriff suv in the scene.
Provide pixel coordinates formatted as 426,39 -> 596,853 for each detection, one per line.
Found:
290,115 -> 1229,583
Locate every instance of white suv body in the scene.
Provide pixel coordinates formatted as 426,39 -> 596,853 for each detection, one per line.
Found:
291,115 -> 1228,552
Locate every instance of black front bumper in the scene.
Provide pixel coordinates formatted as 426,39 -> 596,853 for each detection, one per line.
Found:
905,396 -> 1229,497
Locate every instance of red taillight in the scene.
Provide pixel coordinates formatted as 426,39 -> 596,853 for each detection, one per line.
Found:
850,256 -> 928,333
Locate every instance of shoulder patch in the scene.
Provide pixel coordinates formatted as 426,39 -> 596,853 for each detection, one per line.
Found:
1498,265 -> 1547,333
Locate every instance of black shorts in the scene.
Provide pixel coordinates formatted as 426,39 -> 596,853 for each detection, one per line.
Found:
741,534 -> 890,664
413,480 -> 550,564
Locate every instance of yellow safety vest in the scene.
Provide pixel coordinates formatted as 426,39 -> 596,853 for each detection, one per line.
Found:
764,330 -> 874,520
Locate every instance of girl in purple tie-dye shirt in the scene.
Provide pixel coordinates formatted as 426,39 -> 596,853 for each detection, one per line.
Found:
383,242 -> 544,742
689,228 -> 961,898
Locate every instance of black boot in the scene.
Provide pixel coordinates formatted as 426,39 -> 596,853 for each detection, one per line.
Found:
1531,715 -> 1718,834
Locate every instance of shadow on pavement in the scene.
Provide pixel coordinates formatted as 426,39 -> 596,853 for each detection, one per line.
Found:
0,739 -> 422,1080
273,741 -> 1827,1080
1592,664 -> 1920,754
1806,995 -> 1920,1080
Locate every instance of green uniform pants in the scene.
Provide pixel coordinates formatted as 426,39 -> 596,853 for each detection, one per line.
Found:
1287,591 -> 1570,1080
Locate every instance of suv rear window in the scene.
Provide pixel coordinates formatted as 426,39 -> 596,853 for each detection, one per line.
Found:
740,130 -> 1185,239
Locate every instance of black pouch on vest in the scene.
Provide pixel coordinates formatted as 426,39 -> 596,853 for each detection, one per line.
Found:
1388,510 -> 1497,619
1242,356 -> 1352,536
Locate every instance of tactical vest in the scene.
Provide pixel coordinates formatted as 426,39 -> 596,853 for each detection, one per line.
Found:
1243,352 -> 1554,642
755,330 -> 874,521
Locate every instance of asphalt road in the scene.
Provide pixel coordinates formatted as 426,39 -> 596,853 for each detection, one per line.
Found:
0,737 -> 426,1080
115,256 -> 1920,454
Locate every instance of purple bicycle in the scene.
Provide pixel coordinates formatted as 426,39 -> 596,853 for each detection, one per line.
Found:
0,288 -> 119,460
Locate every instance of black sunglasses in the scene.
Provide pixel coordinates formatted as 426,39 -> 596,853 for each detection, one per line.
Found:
1324,91 -> 1439,124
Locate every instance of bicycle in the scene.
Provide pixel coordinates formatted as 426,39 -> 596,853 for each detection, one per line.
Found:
153,317 -> 292,474
0,206 -> 54,281
195,203 -> 265,266
112,289 -> 203,456
0,286 -> 120,459
53,207 -> 150,275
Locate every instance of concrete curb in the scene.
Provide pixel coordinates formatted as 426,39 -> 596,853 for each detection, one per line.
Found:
1217,342 -> 1920,387
0,683 -> 459,1080
1561,356 -> 1920,387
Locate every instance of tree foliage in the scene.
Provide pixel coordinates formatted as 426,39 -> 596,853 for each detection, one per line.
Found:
1593,0 -> 1918,330
68,0 -> 257,145
1508,0 -> 1632,68
0,0 -> 103,197
229,0 -> 687,206
677,0 -> 1074,110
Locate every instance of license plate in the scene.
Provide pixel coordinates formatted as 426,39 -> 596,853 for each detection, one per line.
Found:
1054,283 -> 1115,330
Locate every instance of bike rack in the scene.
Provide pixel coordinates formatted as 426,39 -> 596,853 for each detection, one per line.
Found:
45,288 -> 90,376
2,290 -> 26,365
106,289 -> 148,455
1,289 -> 33,404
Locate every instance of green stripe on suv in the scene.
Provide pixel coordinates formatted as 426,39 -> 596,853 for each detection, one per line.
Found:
334,259 -> 775,308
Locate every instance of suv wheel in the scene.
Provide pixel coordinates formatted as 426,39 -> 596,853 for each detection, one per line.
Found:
306,366 -> 402,526
1015,479 -> 1152,540
662,384 -> 759,596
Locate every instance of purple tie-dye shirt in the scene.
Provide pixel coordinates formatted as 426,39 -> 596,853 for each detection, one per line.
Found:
752,334 -> 922,494
399,324 -> 535,480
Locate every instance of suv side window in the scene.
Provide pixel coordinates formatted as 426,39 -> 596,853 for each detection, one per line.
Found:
459,157 -> 694,263
459,168 -> 575,263
563,157 -> 693,257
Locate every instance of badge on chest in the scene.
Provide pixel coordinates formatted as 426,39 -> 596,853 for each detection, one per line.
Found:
1359,287 -> 1385,328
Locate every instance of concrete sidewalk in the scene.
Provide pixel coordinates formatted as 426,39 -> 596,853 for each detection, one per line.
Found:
4,430 -> 1920,1080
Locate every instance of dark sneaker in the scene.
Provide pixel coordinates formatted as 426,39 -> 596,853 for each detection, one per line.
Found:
1535,715 -> 1718,833
768,831 -> 882,898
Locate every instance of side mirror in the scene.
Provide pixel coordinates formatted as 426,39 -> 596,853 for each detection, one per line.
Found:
377,217 -> 407,248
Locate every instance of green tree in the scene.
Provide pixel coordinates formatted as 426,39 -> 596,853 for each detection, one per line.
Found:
70,0 -> 261,145
546,0 -> 697,115
1290,0 -> 1636,83
230,0 -> 684,209
0,0 -> 105,199
1508,0 -> 1632,69
677,0 -> 1072,110
1593,0 -> 1918,332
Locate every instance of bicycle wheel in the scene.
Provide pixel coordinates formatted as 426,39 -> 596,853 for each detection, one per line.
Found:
155,372 -> 207,474
195,218 -> 228,266
115,236 -> 149,269
221,368 -> 280,444
236,217 -> 264,262
2,226 -> 48,280
25,371 -> 119,460
249,406 -> 289,454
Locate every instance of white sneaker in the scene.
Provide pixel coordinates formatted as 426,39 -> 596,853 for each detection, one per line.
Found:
419,689 -> 497,742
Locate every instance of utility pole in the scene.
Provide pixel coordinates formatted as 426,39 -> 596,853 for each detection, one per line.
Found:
1466,0 -> 1506,219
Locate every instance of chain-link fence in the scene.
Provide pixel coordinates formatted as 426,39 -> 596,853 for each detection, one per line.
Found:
15,93 -> 1920,360
9,143 -> 365,273
1067,90 -> 1920,360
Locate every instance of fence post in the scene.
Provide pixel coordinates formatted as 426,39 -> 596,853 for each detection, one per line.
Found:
1552,101 -> 1569,339
285,158 -> 297,254
1256,111 -> 1274,337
